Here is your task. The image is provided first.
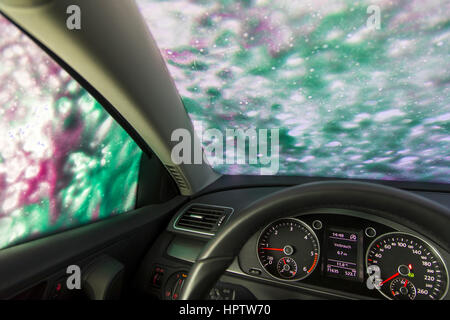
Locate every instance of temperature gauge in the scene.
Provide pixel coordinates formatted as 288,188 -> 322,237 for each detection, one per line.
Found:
390,278 -> 416,300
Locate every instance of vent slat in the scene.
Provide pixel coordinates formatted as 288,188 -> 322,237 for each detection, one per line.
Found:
189,207 -> 225,214
174,204 -> 233,234
177,222 -> 213,231
178,217 -> 216,226
182,216 -> 218,223
185,210 -> 222,218
166,165 -> 188,189
177,219 -> 214,227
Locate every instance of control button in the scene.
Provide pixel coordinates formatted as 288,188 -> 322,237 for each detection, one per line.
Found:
365,227 -> 377,238
150,266 -> 165,288
209,287 -> 222,300
164,271 -> 188,300
249,268 -> 262,276
221,288 -> 235,300
312,220 -> 323,230
49,275 -> 68,300
209,287 -> 235,300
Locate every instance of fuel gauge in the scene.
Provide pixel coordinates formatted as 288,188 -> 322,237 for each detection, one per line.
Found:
277,257 -> 298,279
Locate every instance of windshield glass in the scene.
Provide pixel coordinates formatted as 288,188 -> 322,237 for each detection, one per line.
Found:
137,0 -> 449,184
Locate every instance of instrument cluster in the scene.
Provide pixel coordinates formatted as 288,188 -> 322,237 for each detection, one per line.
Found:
240,212 -> 449,300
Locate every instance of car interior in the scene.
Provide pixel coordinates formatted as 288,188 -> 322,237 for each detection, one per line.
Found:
0,0 -> 449,301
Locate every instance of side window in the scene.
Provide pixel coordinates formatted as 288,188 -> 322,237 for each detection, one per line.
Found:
0,15 -> 143,249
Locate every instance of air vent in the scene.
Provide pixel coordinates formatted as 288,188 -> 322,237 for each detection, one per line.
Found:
174,204 -> 234,235
165,165 -> 190,192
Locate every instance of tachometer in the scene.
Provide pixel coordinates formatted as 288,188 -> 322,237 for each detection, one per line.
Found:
257,218 -> 320,281
366,232 -> 448,300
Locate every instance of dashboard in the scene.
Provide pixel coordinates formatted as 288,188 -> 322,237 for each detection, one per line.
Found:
136,186 -> 450,300
240,210 -> 448,300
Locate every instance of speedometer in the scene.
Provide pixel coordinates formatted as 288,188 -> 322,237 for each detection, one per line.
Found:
366,232 -> 448,300
257,218 -> 320,281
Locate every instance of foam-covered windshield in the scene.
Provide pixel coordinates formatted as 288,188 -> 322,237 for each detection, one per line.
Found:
137,0 -> 450,183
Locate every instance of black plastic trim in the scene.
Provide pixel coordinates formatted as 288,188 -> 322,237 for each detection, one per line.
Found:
197,175 -> 450,197
0,196 -> 187,299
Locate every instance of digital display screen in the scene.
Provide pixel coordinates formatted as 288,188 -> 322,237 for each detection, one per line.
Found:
325,228 -> 362,281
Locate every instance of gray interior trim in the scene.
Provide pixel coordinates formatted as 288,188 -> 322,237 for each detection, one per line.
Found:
0,0 -> 220,195
0,0 -> 50,6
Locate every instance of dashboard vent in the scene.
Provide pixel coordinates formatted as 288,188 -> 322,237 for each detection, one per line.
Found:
165,165 -> 190,193
174,204 -> 233,235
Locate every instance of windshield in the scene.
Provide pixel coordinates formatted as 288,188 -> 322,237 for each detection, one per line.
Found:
137,0 -> 450,184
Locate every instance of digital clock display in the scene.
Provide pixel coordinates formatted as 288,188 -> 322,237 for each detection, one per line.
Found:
325,228 -> 363,281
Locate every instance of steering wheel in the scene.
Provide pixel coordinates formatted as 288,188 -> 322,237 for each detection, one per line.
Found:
180,181 -> 450,299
